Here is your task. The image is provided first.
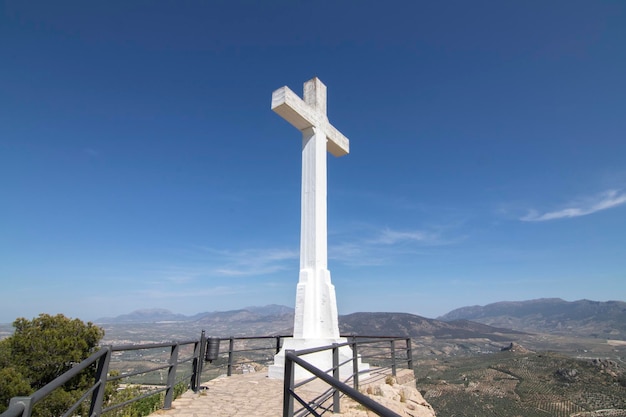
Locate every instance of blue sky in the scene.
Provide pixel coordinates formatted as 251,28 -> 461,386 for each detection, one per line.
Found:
1,1 -> 625,323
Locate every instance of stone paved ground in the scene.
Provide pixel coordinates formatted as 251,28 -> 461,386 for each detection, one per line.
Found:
149,368 -> 423,417
152,372 -> 282,417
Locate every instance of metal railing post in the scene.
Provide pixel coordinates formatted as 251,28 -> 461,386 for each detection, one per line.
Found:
332,343 -> 340,414
283,350 -> 295,417
275,336 -> 282,354
227,337 -> 235,376
406,338 -> 413,370
351,336 -> 359,390
191,331 -> 206,392
163,343 -> 180,409
88,346 -> 112,417
390,339 -> 397,377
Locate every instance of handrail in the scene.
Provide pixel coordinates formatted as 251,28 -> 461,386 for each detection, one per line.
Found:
283,337 -> 413,417
0,403 -> 24,417
0,339 -> 199,417
1,332 -> 413,417
285,350 -> 404,417
110,339 -> 197,350
211,335 -> 292,376
3,347 -> 110,417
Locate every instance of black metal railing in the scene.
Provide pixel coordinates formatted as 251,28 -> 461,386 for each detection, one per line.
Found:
1,333 -> 413,417
283,337 -> 413,417
345,336 -> 413,377
1,337 -> 199,417
207,335 -> 288,377
104,339 -> 200,414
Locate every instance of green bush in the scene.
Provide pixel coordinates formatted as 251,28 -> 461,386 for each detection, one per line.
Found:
108,382 -> 188,417
0,314 -> 104,415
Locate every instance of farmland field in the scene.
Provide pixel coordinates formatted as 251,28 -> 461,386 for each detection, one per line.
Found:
415,350 -> 625,417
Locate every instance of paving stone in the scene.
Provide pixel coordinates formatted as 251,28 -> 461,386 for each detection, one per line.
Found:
149,368 -> 416,417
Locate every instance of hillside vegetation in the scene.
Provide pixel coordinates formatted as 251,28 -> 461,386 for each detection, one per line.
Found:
416,349 -> 626,417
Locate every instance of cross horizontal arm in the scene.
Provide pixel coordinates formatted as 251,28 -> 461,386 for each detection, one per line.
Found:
272,86 -> 349,157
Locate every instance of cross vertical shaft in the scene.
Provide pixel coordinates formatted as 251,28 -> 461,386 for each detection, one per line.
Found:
269,77 -> 366,379
300,79 -> 328,271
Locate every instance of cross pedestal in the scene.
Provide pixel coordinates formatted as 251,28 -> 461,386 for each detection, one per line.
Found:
268,78 -> 368,380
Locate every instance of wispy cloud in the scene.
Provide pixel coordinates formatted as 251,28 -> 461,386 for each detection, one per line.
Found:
135,286 -> 243,299
155,247 -> 299,280
521,189 -> 626,222
328,242 -> 387,266
207,247 -> 299,276
328,226 -> 463,266
371,228 -> 440,245
83,148 -> 101,157
155,226 -> 460,277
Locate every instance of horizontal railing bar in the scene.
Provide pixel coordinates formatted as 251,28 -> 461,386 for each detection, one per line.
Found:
362,355 -> 406,360
358,345 -> 407,350
111,340 -> 197,351
293,373 -> 319,389
108,363 -> 171,380
109,357 -> 197,381
297,387 -> 335,415
227,347 -> 277,353
217,335 -> 292,341
341,335 -> 407,339
30,348 -> 109,403
0,402 -> 25,417
176,373 -> 193,383
294,344 -> 347,356
177,356 -> 195,364
293,337 -> 408,358
336,357 -> 353,369
287,352 -> 403,417
101,387 -> 167,413
60,380 -> 100,417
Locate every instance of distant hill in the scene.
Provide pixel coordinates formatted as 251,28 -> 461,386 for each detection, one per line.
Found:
96,308 -> 190,323
191,306 -> 295,336
97,306 -> 522,341
438,298 -> 626,340
96,299 -> 626,342
96,305 -> 294,325
339,312 -> 524,341
244,304 -> 294,316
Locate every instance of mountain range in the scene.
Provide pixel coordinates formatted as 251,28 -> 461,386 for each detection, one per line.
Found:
96,298 -> 625,341
97,304 -> 521,340
96,304 -> 292,324
438,298 -> 626,340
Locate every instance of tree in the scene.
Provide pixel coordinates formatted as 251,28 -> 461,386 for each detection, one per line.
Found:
0,367 -> 32,408
0,313 -> 105,414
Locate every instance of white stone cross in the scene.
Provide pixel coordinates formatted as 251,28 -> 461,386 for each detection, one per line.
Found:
269,78 -> 367,380
272,77 -> 349,157
271,77 -> 348,340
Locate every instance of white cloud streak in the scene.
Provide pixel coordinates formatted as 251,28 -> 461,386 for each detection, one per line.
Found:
135,286 -> 244,299
208,247 -> 299,276
156,247 -> 299,280
327,226 -> 463,267
372,228 -> 440,245
155,226 -> 459,279
521,189 -> 626,222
